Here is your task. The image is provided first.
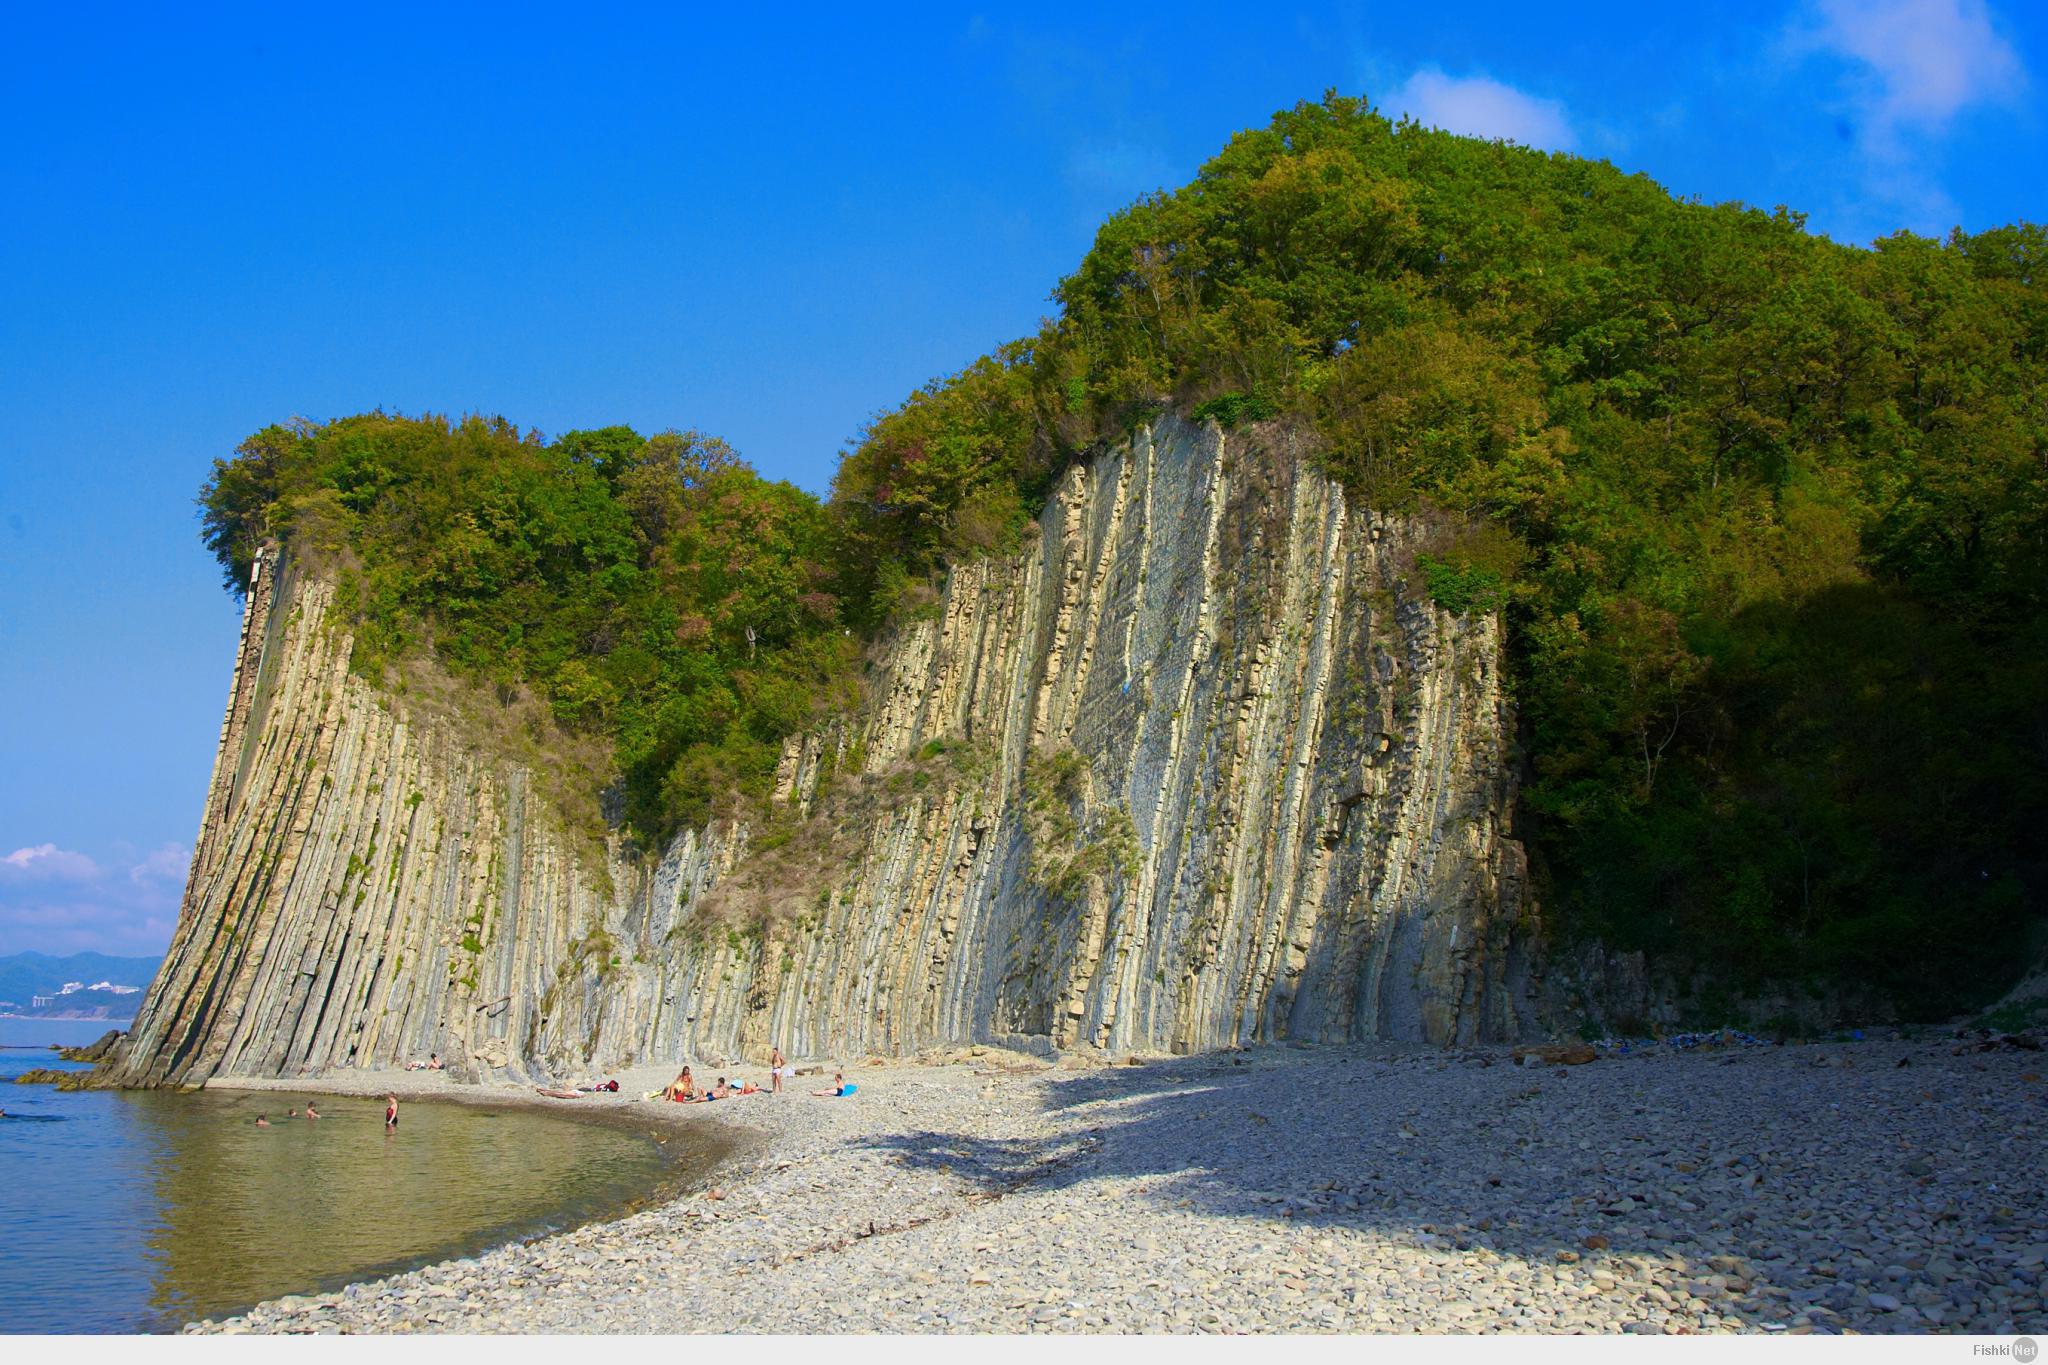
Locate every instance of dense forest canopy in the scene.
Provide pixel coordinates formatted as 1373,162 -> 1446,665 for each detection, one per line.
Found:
202,94 -> 2045,1016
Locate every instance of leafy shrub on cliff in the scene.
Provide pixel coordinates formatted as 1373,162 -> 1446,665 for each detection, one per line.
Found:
201,414 -> 859,848
1021,746 -> 1139,902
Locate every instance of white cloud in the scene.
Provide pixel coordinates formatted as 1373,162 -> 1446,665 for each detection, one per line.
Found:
1806,0 -> 2025,140
1,843 -> 99,880
1384,67 -> 1577,151
0,841 -> 180,955
1787,1 -> 2027,237
128,843 -> 190,885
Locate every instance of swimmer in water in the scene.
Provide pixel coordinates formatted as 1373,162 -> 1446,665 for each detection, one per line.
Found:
255,1114 -> 271,1126
305,1102 -> 320,1120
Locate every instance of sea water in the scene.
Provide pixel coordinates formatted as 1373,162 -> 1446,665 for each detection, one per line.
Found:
0,1018 -> 701,1333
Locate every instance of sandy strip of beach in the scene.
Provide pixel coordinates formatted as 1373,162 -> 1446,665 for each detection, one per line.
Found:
192,1037 -> 2047,1335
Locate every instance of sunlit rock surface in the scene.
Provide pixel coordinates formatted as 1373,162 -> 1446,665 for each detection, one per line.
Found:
111,415 -> 1537,1086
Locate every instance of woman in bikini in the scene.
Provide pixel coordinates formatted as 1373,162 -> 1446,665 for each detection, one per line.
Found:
384,1095 -> 399,1130
662,1066 -> 698,1103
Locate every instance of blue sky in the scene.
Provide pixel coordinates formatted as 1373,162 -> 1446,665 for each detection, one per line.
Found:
1,2 -> 2040,956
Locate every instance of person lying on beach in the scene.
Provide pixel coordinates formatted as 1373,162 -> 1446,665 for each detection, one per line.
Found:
706,1077 -> 731,1101
535,1087 -> 583,1099
577,1079 -> 620,1092
661,1066 -> 698,1102
811,1072 -> 857,1098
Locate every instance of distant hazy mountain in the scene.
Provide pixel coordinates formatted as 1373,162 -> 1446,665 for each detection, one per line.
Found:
0,951 -> 161,1015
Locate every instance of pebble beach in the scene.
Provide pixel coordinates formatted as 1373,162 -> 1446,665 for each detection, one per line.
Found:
195,1036 -> 2048,1335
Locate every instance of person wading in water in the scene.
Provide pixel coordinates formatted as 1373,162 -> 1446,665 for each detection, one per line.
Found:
384,1095 -> 399,1130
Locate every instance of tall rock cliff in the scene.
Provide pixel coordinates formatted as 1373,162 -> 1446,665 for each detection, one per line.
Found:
110,416 -> 1537,1086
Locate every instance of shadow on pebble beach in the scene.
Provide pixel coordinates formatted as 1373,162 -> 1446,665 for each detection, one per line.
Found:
861,1043 -> 2048,1333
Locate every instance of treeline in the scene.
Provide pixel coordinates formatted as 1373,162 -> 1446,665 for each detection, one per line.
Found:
202,94 -> 2045,1014
201,417 -> 858,840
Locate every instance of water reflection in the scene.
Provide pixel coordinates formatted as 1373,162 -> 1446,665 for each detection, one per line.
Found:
128,1091 -> 680,1330
0,1051 -> 694,1333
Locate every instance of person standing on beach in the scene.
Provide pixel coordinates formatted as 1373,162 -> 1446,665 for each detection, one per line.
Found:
385,1094 -> 398,1130
770,1046 -> 785,1094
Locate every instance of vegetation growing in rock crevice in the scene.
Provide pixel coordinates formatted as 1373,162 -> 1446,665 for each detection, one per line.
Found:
200,93 -> 2045,1014
690,736 -> 1000,934
1022,746 -> 1139,902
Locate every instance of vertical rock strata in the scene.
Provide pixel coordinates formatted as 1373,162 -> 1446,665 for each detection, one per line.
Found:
111,416 -> 1536,1085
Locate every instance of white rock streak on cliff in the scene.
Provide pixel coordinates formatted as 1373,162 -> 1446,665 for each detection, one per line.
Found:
113,417 -> 1535,1085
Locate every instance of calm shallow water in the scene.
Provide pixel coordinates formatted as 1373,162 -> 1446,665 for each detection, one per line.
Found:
0,1019 -> 702,1333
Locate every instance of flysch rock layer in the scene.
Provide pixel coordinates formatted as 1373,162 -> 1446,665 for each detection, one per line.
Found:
109,415 -> 1537,1087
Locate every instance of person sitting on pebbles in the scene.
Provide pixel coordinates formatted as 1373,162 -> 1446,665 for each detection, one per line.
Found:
811,1072 -> 857,1098
662,1066 -> 699,1103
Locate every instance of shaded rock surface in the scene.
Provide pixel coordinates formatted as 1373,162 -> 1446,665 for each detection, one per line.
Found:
111,416 -> 1535,1086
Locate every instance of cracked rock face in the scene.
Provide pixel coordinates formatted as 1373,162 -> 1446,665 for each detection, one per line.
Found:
110,416 -> 1537,1086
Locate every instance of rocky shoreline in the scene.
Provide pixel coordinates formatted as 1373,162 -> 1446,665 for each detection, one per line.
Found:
192,1036 -> 2047,1335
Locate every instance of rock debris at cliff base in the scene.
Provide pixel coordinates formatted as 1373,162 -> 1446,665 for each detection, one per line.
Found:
197,1039 -> 2047,1335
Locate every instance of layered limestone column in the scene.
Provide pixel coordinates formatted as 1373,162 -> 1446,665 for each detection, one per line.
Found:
109,415 -> 1537,1087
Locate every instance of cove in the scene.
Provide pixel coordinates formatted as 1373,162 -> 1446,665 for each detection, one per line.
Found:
0,1022 -> 713,1333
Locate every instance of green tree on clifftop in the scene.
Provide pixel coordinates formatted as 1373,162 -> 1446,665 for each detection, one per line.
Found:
201,94 -> 2047,1016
